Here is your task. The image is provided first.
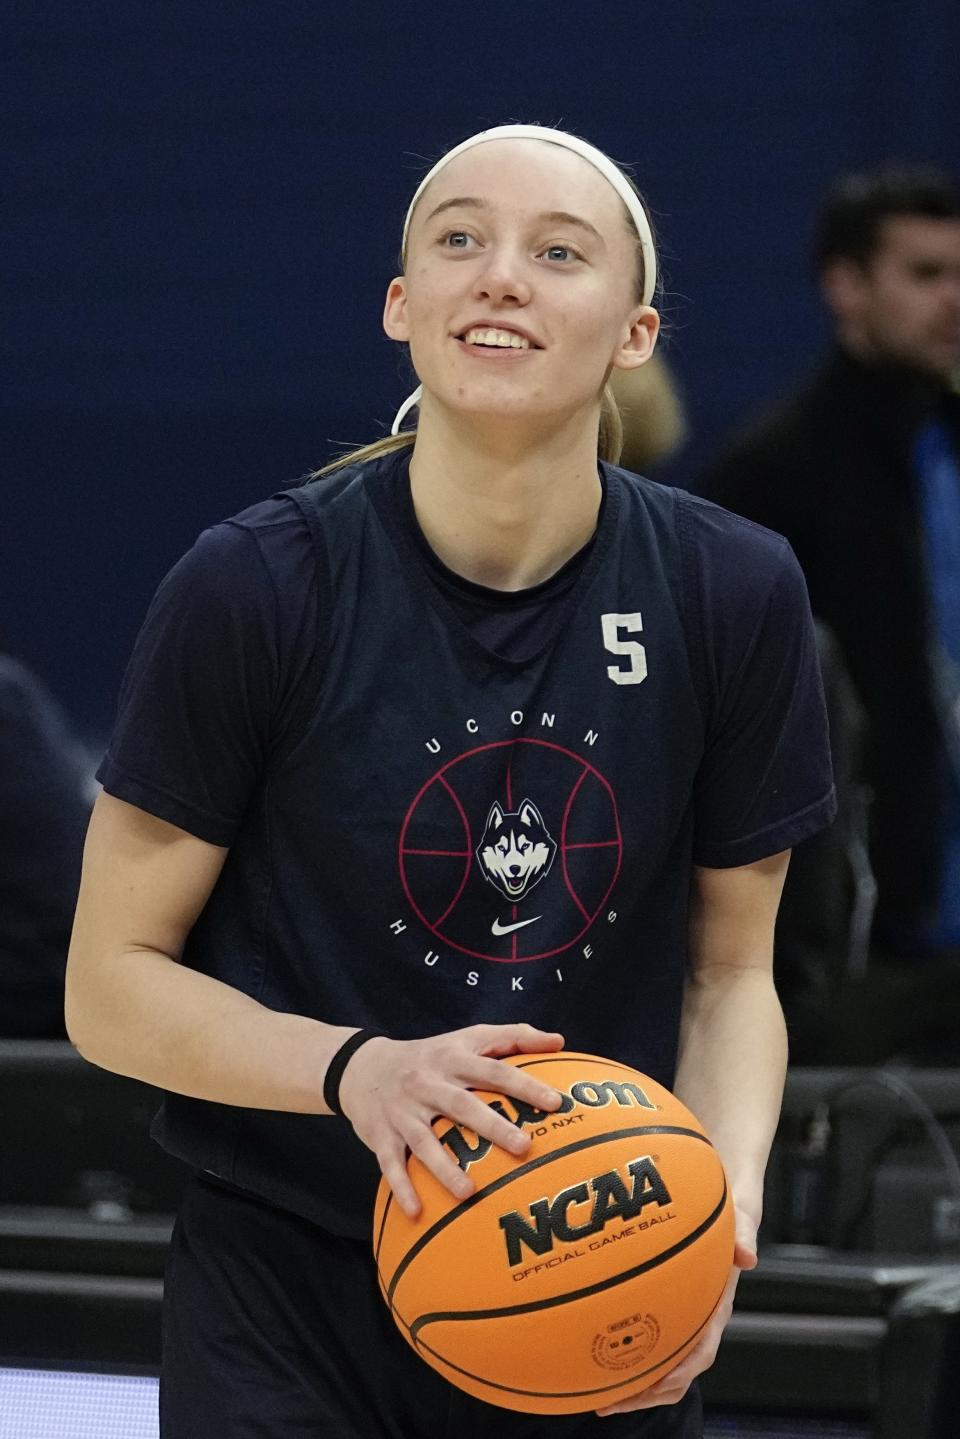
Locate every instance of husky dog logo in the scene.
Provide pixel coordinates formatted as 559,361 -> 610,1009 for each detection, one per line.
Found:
476,799 -> 557,903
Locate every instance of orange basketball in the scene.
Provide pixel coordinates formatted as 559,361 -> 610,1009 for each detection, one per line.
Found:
373,1050 -> 734,1414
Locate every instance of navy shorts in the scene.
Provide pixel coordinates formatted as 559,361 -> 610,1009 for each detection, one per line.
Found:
160,1175 -> 703,1439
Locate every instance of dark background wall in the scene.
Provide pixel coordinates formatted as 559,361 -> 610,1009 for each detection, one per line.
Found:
6,0 -> 959,744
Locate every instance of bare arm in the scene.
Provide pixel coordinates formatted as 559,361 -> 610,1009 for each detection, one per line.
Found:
65,791 -> 357,1111
673,850 -> 791,1233
66,790 -> 564,1212
597,849 -> 790,1417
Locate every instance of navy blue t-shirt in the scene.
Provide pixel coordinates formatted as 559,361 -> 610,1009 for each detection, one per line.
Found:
98,451 -> 836,1238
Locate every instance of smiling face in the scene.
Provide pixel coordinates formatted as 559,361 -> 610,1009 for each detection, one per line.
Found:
382,139 -> 659,435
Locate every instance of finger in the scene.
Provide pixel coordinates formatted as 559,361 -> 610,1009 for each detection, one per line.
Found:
512,1026 -> 565,1052
467,1054 -> 565,1112
596,1270 -> 734,1414
597,1381 -> 690,1415
734,1236 -> 758,1270
734,1208 -> 759,1268
377,1144 -> 424,1221
473,1023 -> 565,1058
436,1086 -> 536,1159
646,1358 -> 702,1391
610,1326 -> 715,1410
407,1124 -> 477,1204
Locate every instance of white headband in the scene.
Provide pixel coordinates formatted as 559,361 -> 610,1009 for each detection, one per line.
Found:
390,123 -> 656,435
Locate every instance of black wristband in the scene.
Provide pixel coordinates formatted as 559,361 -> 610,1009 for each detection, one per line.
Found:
323,1029 -> 386,1117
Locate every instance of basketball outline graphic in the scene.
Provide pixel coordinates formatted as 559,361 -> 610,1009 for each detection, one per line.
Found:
398,738 -> 623,964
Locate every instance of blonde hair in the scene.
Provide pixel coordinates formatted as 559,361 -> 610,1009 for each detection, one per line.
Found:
314,128 -> 653,479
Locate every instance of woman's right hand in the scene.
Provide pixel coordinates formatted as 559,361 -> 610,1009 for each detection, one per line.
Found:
337,1023 -> 565,1218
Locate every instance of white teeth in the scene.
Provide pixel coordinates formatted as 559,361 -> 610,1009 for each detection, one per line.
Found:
464,327 -> 531,349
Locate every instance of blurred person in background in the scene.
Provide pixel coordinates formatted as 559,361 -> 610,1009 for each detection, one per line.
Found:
704,166 -> 960,1061
1,651 -> 93,1036
610,351 -> 687,475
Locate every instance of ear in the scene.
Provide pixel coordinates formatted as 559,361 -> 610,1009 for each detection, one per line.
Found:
383,276 -> 410,342
820,257 -> 869,323
517,800 -> 543,828
611,306 -> 660,373
485,802 -> 505,830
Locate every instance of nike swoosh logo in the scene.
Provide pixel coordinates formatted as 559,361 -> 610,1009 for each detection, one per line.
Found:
491,915 -> 542,936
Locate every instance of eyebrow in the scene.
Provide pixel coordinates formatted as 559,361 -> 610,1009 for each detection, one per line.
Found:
423,196 -> 605,245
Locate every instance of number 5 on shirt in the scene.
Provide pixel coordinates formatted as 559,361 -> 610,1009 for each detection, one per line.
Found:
602,612 -> 647,686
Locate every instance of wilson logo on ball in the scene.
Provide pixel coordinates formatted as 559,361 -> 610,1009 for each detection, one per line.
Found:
498,1155 -> 673,1266
438,1077 -> 656,1173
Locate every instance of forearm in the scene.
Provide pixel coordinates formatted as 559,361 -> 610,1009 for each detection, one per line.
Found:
66,793 -> 359,1113
66,945 -> 356,1113
673,965 -> 787,1226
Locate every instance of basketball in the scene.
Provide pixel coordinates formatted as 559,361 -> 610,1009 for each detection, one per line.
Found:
373,1050 -> 735,1414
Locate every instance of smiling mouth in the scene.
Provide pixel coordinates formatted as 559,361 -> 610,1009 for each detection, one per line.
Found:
458,326 -> 540,350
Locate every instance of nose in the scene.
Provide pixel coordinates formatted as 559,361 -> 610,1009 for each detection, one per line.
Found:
472,245 -> 532,307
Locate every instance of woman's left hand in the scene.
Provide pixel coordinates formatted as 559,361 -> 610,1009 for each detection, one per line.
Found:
595,1206 -> 757,1416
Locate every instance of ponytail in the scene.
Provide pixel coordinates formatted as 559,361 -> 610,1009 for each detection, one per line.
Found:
598,383 -> 624,465
313,430 -> 416,479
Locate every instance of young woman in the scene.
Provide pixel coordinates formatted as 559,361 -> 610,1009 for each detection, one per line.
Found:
66,124 -> 836,1437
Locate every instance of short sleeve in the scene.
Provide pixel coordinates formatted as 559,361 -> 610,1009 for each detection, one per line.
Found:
97,503 -> 318,846
687,502 -> 837,868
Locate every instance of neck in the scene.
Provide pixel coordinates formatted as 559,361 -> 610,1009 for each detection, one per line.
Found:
407,398 -> 604,591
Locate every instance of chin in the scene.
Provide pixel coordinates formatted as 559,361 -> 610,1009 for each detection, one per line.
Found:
438,393 -> 561,424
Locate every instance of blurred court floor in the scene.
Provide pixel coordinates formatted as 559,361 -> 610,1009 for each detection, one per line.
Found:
0,1368 -> 874,1437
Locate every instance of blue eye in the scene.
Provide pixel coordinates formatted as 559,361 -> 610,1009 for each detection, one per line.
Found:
544,245 -> 575,262
443,231 -> 472,249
